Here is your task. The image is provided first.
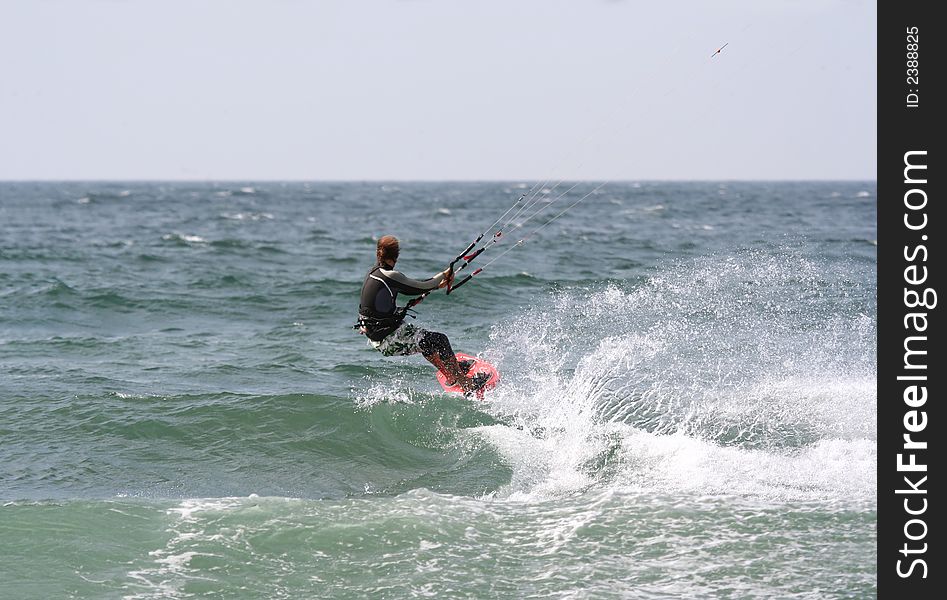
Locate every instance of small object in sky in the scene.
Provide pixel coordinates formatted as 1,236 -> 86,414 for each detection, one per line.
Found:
711,42 -> 729,58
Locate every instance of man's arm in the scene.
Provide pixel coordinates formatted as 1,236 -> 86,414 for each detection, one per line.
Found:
379,268 -> 450,296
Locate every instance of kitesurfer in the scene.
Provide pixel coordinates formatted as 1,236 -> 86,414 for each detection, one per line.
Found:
357,235 -> 488,395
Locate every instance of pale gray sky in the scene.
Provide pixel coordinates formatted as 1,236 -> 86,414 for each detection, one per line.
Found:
1,0 -> 876,180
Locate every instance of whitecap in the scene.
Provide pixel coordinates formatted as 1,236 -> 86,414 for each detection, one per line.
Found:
221,212 -> 273,221
475,252 -> 876,504
162,233 -> 207,244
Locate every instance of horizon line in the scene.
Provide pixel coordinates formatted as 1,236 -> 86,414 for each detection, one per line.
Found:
0,177 -> 879,184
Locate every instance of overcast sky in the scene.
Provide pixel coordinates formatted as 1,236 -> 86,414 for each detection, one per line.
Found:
1,0 -> 876,181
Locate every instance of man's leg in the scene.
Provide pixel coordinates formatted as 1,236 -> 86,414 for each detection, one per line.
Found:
418,331 -> 477,392
377,324 -> 482,394
425,353 -> 469,385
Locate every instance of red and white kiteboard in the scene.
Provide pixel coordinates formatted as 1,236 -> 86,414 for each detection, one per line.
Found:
435,352 -> 500,400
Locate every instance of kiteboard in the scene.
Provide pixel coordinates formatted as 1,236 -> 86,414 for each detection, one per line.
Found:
436,352 -> 499,399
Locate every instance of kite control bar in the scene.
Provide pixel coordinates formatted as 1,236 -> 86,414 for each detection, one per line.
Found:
407,181 -> 598,308
448,268 -> 481,293
402,237 -> 490,311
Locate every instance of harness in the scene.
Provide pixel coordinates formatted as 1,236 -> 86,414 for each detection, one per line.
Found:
354,307 -> 413,335
354,266 -> 417,338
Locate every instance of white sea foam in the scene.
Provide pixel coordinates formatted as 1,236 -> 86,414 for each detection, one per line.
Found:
124,498 -> 240,599
354,378 -> 431,408
477,252 -> 876,505
162,233 -> 207,244
220,211 -> 273,221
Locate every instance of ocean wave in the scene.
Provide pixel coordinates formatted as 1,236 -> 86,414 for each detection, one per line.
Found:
79,190 -> 133,203
208,239 -> 287,254
0,491 -> 876,598
2,389 -> 506,501
219,211 -> 274,221
465,249 -> 876,503
161,233 -> 208,245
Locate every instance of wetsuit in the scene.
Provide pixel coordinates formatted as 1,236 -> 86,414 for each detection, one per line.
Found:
357,263 -> 454,359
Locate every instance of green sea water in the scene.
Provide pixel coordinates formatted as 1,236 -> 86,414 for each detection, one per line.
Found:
1,181 -> 876,598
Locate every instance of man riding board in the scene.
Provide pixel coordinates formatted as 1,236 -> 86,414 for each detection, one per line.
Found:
357,235 -> 489,395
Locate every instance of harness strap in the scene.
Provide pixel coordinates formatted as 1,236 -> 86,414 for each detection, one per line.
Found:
354,306 -> 415,334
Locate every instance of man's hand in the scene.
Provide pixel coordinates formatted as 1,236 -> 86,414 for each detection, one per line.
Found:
437,268 -> 454,289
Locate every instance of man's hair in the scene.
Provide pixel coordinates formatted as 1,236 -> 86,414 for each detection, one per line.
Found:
377,235 -> 400,263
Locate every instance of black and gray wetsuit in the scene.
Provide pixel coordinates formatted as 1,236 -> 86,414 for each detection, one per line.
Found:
357,263 -> 453,359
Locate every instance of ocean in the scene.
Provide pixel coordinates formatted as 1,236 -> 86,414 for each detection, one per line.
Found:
1,181 -> 876,598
